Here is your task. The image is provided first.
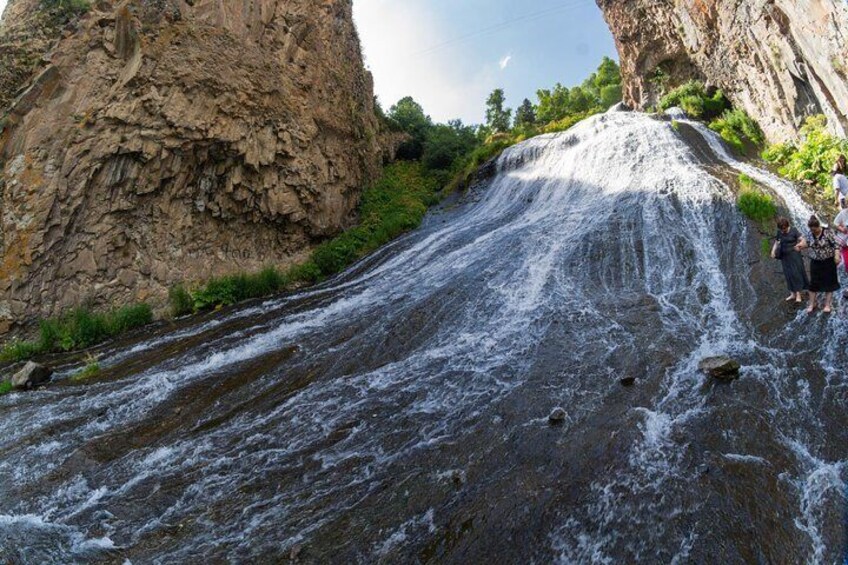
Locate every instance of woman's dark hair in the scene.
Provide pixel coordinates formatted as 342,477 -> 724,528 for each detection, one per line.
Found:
834,155 -> 847,174
807,215 -> 821,228
776,217 -> 790,230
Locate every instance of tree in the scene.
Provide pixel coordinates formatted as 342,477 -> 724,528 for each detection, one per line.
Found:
485,89 -> 512,133
388,96 -> 433,160
536,84 -> 571,124
514,98 -> 537,129
422,120 -> 479,172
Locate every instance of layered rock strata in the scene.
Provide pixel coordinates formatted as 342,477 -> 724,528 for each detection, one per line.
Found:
0,0 -> 383,333
597,0 -> 848,142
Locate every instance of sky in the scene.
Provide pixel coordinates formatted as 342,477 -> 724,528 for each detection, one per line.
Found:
0,0 -> 617,124
353,0 -> 618,125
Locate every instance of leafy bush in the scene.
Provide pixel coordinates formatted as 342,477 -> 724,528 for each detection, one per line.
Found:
169,284 -> 194,318
737,176 -> 777,225
709,109 -> 765,153
422,121 -> 479,175
762,115 -> 848,195
659,81 -> 730,120
192,267 -> 287,311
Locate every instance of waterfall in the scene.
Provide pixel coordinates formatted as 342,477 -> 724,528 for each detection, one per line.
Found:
0,111 -> 845,563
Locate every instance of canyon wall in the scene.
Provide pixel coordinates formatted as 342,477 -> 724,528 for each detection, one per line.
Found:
596,0 -> 848,142
0,0 -> 385,334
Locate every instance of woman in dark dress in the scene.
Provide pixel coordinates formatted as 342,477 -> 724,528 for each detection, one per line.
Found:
774,217 -> 808,303
796,215 -> 841,314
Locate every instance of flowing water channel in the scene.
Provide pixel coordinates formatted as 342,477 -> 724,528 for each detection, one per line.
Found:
0,109 -> 846,563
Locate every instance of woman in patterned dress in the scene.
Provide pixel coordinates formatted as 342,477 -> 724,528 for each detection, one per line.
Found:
796,215 -> 841,314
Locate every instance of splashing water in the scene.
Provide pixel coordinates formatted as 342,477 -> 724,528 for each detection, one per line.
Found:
0,111 -> 845,563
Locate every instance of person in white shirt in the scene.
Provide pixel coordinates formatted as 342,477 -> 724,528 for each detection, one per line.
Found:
835,200 -> 848,279
833,170 -> 848,209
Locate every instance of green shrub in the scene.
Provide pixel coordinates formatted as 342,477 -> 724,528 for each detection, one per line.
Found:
659,81 -> 730,120
737,180 -> 777,225
169,285 -> 194,318
0,302 -> 153,363
0,381 -> 12,395
0,340 -> 43,363
37,303 -> 153,352
709,109 -> 765,153
762,115 -> 848,195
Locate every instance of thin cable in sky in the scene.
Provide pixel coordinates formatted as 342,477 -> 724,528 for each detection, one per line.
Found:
410,0 -> 594,58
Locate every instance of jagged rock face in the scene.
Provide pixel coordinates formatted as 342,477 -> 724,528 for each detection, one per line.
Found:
0,0 -> 384,333
596,0 -> 848,142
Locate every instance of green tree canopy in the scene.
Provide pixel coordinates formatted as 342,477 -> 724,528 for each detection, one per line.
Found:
486,89 -> 512,133
514,98 -> 537,129
389,96 -> 433,160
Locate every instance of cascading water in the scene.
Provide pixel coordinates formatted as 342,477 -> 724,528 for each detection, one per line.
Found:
0,110 -> 845,563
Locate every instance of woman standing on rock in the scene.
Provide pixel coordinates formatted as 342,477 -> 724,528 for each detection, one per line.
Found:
773,217 -> 808,303
796,215 -> 841,314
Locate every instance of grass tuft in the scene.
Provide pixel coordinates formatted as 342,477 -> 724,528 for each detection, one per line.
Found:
0,381 -> 12,396
737,175 -> 777,226
0,303 -> 153,363
71,355 -> 101,382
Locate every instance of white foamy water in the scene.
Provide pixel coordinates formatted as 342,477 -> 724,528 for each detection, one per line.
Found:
0,111 -> 845,563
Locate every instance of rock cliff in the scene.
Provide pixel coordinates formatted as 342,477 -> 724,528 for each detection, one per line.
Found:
0,0 -> 384,333
596,0 -> 848,142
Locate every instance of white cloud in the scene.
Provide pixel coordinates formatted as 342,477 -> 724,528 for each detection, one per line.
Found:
354,0 -> 498,124
499,54 -> 512,70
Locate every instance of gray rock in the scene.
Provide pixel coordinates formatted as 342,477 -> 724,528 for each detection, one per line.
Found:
607,101 -> 632,113
548,407 -> 567,424
698,356 -> 741,381
11,361 -> 53,390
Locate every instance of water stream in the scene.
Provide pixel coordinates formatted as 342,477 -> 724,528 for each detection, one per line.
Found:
0,110 -> 845,563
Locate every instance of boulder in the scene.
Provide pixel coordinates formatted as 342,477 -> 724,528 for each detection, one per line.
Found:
548,407 -> 567,424
10,361 -> 53,390
698,356 -> 740,381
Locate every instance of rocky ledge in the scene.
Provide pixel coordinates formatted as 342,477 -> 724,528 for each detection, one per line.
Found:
0,0 -> 390,334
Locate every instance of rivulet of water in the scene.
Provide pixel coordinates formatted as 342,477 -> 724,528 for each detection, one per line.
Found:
0,109 -> 845,564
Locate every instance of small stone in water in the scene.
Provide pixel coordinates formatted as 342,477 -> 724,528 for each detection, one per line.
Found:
10,361 -> 53,390
548,407 -> 567,424
619,376 -> 636,387
698,356 -> 741,381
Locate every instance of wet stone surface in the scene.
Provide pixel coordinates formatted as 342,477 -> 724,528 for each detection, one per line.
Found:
0,113 -> 845,563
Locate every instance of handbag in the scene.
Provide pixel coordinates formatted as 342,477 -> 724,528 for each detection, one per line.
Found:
771,240 -> 783,260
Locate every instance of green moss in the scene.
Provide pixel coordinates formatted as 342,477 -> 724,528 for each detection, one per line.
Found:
0,381 -> 12,396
